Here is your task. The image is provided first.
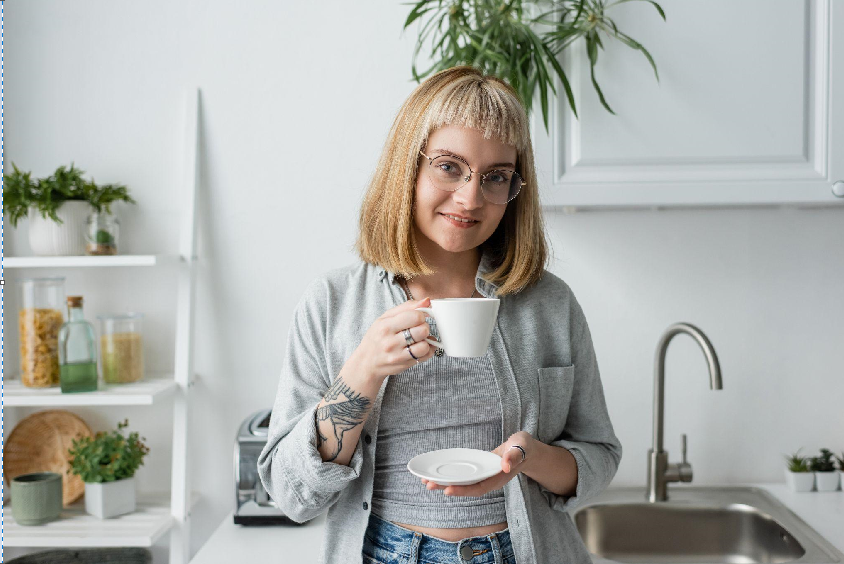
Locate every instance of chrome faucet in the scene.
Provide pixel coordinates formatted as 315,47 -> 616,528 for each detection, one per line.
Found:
647,322 -> 723,502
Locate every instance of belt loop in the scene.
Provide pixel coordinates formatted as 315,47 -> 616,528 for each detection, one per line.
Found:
409,532 -> 422,564
488,532 -> 504,564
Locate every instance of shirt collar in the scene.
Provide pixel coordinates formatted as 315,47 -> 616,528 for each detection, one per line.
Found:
376,246 -> 500,298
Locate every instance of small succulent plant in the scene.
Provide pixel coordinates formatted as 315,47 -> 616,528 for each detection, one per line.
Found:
809,448 -> 837,473
784,448 -> 811,473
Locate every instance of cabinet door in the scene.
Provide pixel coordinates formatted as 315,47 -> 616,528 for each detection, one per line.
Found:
532,0 -> 844,208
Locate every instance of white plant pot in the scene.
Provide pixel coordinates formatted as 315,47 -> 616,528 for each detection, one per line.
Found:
28,201 -> 92,256
84,477 -> 136,519
815,471 -> 840,492
784,469 -> 815,492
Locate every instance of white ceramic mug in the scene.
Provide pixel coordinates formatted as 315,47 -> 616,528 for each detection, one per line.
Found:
416,298 -> 500,357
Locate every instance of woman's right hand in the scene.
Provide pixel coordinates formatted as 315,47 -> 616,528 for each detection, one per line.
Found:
350,297 -> 437,382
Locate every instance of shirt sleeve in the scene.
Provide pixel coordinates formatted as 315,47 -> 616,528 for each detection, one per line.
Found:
257,280 -> 365,523
539,292 -> 622,513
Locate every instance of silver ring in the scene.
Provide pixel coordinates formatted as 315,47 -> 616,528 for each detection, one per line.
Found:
406,345 -> 419,361
509,444 -> 526,463
402,328 -> 415,346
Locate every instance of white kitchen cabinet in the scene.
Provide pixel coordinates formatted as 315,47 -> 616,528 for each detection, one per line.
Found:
1,89 -> 201,564
532,0 -> 844,208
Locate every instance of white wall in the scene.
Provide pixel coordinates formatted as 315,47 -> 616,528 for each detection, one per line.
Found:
4,1 -> 843,562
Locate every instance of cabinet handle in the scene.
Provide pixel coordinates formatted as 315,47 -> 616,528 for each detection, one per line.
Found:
833,181 -> 844,198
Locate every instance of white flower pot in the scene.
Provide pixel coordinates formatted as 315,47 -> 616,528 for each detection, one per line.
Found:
28,201 -> 92,256
815,471 -> 840,492
784,469 -> 815,492
84,477 -> 136,519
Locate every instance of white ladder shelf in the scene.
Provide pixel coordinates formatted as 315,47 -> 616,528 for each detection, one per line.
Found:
1,87 -> 202,564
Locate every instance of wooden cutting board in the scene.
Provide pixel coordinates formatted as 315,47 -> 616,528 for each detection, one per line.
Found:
4,409 -> 94,507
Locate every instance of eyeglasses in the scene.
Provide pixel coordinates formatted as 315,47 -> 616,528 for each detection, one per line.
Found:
419,150 -> 524,205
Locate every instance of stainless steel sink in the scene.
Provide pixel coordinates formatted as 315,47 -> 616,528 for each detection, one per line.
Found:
572,487 -> 844,563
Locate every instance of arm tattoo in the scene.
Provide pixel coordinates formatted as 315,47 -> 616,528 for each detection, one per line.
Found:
315,377 -> 371,462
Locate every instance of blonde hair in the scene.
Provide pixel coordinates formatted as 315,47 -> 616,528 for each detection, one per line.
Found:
355,66 -> 549,296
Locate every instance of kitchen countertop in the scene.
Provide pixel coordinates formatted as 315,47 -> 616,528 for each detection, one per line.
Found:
189,483 -> 844,564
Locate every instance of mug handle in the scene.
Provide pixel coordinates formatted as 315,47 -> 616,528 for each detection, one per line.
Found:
415,307 -> 444,349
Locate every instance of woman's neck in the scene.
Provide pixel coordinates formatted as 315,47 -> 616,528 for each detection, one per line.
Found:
403,241 -> 482,300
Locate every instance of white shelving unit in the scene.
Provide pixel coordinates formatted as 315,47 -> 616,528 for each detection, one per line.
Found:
2,255 -> 180,268
4,494 -> 176,548
3,373 -> 177,407
1,88 -> 201,564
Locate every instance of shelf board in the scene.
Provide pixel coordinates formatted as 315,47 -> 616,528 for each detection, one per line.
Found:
2,255 -> 180,268
3,373 -> 177,407
2,492 -> 198,547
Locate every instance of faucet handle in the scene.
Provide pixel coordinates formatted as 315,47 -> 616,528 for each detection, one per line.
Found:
681,433 -> 687,464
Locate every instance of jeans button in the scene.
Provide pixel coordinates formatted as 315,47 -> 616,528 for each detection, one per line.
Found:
460,545 -> 473,560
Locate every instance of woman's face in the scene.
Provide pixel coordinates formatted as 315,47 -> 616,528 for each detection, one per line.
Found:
414,125 -> 517,256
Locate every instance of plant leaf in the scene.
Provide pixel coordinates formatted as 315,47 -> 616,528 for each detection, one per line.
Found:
610,28 -> 659,81
540,40 -> 578,119
403,1 -> 437,30
587,40 -> 616,115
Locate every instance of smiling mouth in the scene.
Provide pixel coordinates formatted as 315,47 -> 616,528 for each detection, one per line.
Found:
440,213 -> 479,224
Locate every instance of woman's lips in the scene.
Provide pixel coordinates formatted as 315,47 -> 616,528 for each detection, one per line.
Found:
440,213 -> 479,228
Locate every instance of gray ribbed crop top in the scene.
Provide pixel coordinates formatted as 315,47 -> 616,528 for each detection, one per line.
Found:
370,352 -> 506,528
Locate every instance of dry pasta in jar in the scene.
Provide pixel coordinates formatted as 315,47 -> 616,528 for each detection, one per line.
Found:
19,308 -> 64,388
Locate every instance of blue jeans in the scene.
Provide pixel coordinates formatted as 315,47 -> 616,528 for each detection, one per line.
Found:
363,512 -> 516,564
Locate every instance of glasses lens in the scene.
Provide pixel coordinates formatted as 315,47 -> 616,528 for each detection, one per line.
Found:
427,155 -> 522,204
429,156 -> 469,191
482,170 -> 522,204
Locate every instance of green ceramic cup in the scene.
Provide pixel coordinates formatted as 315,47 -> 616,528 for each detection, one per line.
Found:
11,472 -> 63,525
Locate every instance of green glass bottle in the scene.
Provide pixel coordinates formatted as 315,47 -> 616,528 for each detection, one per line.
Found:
59,296 -> 99,393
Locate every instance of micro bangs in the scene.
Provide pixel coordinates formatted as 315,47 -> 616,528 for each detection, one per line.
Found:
423,79 -> 531,156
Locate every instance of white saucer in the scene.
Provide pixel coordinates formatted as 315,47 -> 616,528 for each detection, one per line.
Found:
407,448 -> 502,486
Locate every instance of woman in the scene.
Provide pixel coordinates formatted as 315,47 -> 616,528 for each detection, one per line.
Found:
258,66 -> 621,564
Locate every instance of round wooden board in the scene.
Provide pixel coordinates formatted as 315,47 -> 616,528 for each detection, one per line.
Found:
4,409 -> 94,506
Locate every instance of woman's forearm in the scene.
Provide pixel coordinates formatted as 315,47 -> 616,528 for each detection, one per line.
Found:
314,354 -> 382,466
520,438 -> 578,497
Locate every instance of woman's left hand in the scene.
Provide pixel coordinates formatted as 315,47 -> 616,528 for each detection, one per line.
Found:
421,431 -> 535,497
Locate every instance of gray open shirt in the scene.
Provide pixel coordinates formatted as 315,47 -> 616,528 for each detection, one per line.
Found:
258,250 -> 622,563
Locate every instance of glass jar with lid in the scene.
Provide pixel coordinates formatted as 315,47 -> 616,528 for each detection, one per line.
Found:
97,313 -> 144,384
19,277 -> 66,388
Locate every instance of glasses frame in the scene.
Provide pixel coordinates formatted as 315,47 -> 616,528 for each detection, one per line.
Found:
419,150 -> 525,204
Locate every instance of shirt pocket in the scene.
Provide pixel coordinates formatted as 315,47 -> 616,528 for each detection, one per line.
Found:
537,365 -> 575,444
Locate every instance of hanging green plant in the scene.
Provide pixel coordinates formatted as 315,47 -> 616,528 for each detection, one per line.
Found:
403,0 -> 665,132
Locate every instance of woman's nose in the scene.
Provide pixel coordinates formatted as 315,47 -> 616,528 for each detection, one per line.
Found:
453,174 -> 485,210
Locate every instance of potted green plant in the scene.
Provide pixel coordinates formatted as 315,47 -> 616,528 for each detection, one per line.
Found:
2,162 -> 136,256
809,448 -> 840,492
783,448 -> 814,493
403,0 -> 666,132
67,419 -> 150,519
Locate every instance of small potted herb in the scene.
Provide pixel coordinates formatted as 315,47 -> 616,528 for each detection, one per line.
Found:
67,419 -> 150,519
783,448 -> 814,493
809,448 -> 840,492
2,162 -> 135,256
